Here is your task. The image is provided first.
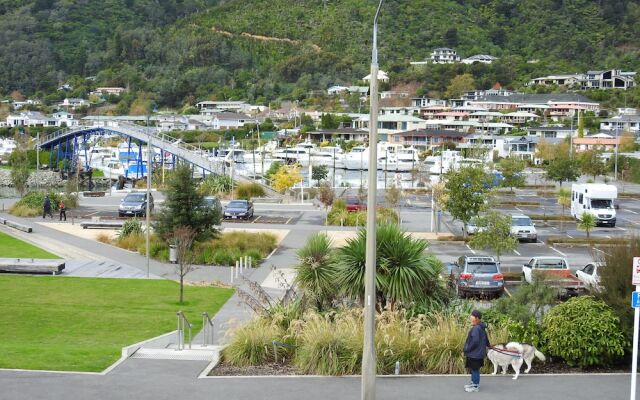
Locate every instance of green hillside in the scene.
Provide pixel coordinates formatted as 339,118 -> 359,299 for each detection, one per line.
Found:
1,0 -> 639,107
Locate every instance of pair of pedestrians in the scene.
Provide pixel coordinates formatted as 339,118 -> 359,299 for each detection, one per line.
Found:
42,196 -> 66,221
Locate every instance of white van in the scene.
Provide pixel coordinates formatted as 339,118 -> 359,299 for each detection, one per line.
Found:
510,214 -> 537,242
570,183 -> 617,227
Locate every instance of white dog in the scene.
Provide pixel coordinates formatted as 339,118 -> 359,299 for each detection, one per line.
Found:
487,342 -> 546,380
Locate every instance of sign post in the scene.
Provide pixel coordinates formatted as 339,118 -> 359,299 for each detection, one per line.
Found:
631,257 -> 640,400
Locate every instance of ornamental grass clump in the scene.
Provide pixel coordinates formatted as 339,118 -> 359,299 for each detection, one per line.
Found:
222,317 -> 285,367
292,310 -> 362,375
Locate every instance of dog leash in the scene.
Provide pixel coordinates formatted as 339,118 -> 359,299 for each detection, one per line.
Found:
489,346 -> 523,358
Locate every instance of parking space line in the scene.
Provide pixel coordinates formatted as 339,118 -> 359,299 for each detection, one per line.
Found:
515,207 -> 523,212
566,234 -> 574,238
592,247 -> 606,254
513,249 -> 521,256
465,244 -> 476,254
550,247 -> 567,257
617,227 -> 627,231
286,218 -> 292,225
252,216 -> 262,223
606,235 -> 611,239
625,209 -> 638,215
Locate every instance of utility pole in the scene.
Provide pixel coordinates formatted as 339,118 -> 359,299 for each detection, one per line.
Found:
145,117 -> 152,278
362,2 -> 383,400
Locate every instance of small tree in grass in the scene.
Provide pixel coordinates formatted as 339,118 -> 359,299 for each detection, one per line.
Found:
469,211 -> 518,262
498,157 -> 526,192
173,226 -> 196,304
385,185 -> 402,222
317,182 -> 335,225
557,187 -> 571,232
9,132 -> 30,196
577,212 -> 597,239
311,165 -> 328,186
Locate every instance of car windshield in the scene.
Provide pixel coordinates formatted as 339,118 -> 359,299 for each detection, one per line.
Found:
203,198 -> 218,207
512,217 -> 533,226
124,194 -> 145,202
467,262 -> 498,274
591,199 -> 612,209
228,201 -> 247,208
345,198 -> 361,205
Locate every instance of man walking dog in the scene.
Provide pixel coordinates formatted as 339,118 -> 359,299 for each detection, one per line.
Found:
463,309 -> 490,392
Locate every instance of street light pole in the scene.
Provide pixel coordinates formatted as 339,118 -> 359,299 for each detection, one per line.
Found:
146,116 -> 152,278
362,2 -> 383,400
615,126 -> 619,181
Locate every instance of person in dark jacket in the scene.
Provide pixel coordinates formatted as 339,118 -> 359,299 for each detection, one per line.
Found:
463,309 -> 490,392
42,195 -> 53,219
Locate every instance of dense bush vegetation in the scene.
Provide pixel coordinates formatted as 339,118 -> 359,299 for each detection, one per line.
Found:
542,296 -> 627,368
9,190 -> 77,217
235,182 -> 266,200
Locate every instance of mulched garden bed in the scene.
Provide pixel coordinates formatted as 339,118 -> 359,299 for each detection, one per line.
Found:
209,360 -> 629,376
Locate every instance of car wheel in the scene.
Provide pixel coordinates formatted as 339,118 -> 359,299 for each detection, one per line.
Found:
118,213 -> 124,217
521,274 -> 527,283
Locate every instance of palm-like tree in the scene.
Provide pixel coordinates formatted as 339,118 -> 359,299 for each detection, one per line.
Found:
557,188 -> 571,232
578,213 -> 597,239
294,233 -> 336,310
334,224 -> 446,310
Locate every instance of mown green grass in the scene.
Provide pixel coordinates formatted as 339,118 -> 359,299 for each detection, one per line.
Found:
0,276 -> 234,372
0,231 -> 58,258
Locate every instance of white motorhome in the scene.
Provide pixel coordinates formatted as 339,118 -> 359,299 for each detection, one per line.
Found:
570,184 -> 617,227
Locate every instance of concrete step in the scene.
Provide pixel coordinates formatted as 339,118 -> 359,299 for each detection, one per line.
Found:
130,346 -> 221,361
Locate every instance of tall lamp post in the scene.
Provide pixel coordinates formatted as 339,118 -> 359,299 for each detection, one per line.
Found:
362,1 -> 383,400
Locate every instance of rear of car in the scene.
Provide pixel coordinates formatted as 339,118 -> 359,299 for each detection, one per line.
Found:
456,256 -> 504,298
344,197 -> 366,213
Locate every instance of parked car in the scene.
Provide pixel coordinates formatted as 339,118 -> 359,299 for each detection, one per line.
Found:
118,192 -> 154,217
202,196 -> 221,210
343,196 -> 366,213
450,255 -> 505,298
510,214 -> 537,242
223,200 -> 254,220
464,218 -> 484,235
522,256 -> 585,296
576,262 -> 605,290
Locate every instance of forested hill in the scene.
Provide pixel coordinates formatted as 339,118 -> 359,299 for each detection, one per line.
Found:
1,0 -> 639,107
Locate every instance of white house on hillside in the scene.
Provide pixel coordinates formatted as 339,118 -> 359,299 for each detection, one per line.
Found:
430,48 -> 460,64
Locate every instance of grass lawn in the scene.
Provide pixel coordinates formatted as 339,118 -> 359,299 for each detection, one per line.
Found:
0,231 -> 58,259
0,276 -> 234,372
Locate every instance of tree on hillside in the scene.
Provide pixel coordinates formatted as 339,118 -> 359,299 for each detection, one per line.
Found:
545,157 -> 580,186
498,157 -> 526,191
579,149 -> 606,180
153,164 -> 220,242
9,132 -> 31,196
469,211 -> 518,262
445,74 -> 475,99
443,166 -> 492,237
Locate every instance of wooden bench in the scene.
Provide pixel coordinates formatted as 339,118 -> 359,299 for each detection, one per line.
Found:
0,258 -> 65,275
80,221 -> 124,229
0,218 -> 33,233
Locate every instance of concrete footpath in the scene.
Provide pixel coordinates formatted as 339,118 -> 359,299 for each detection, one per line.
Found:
0,359 -> 636,400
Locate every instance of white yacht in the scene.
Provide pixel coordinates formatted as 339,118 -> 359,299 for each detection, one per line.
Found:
311,146 -> 344,168
344,146 -> 369,170
99,158 -> 126,180
378,145 -> 419,171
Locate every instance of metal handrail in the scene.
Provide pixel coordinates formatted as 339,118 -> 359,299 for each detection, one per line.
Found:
176,311 -> 192,350
202,312 -> 214,346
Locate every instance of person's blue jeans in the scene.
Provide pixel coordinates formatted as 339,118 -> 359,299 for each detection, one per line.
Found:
471,368 -> 480,386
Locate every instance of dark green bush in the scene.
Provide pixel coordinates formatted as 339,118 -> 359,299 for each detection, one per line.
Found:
542,296 -> 627,367
119,219 -> 143,238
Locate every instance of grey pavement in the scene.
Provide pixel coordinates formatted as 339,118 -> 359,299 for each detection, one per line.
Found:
0,359 -> 636,400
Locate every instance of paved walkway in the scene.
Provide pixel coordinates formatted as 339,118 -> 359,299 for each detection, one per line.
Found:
0,359 -> 636,400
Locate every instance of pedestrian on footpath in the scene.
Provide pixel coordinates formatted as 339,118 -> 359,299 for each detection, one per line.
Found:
42,195 -> 53,219
59,199 -> 66,221
463,309 -> 490,393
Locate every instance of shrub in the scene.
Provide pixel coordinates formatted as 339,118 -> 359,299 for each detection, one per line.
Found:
9,191 -> 63,216
96,233 -> 112,244
595,236 -> 640,343
8,204 -> 41,217
542,296 -> 627,367
116,233 -> 144,251
200,174 -> 234,195
235,182 -> 265,200
223,317 -> 284,366
119,219 -> 143,239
